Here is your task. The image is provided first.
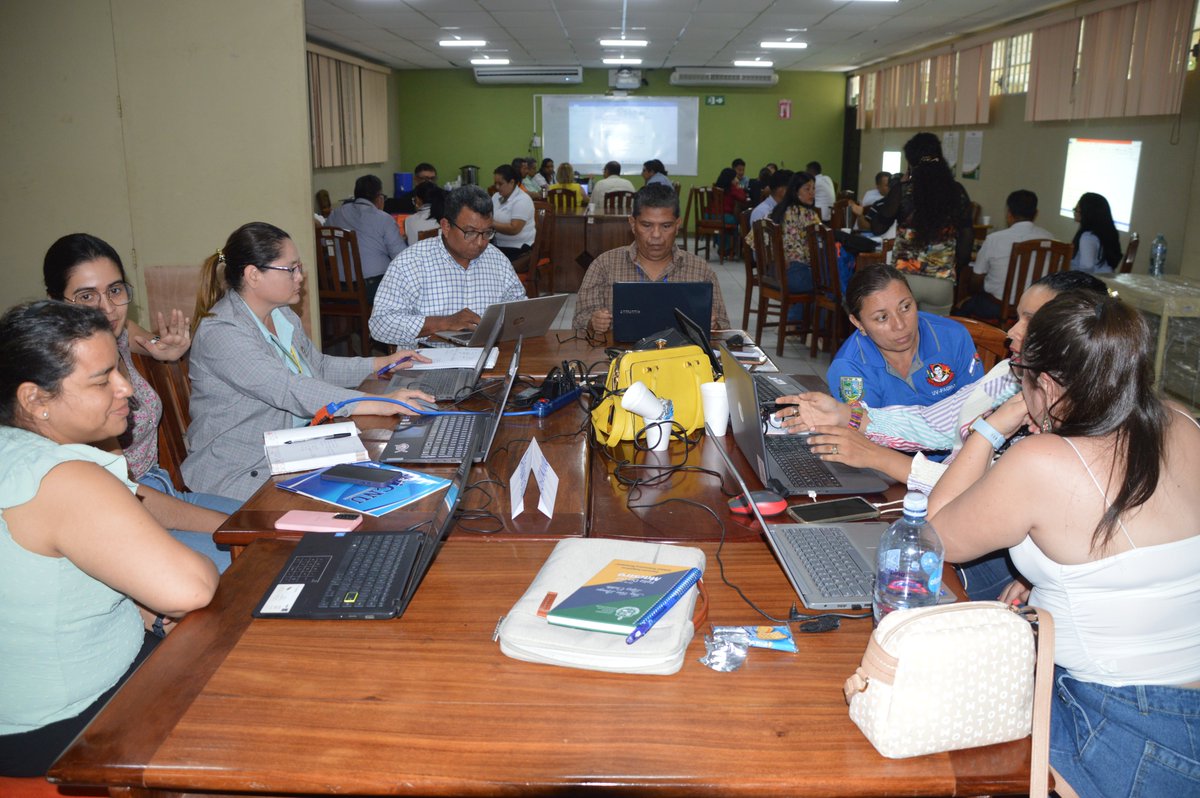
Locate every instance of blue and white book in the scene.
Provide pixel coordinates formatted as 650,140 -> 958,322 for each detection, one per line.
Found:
276,462 -> 451,516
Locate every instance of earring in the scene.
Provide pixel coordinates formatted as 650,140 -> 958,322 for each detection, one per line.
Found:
1040,415 -> 1050,433
42,411 -> 49,419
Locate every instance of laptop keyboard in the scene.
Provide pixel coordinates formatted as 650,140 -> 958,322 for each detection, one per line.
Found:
421,414 -> 478,459
754,375 -> 787,402
390,369 -> 462,397
766,436 -> 842,487
779,525 -> 874,599
318,534 -> 417,610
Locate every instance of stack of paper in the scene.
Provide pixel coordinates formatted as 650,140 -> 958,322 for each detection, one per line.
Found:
263,422 -> 368,475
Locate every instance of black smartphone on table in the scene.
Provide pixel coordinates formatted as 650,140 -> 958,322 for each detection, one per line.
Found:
322,463 -> 400,488
786,496 -> 880,524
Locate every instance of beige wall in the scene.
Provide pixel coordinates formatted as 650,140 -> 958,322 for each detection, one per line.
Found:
858,69 -> 1200,277
0,0 -> 316,323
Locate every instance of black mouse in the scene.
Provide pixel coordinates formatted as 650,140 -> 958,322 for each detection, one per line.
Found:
726,334 -> 746,349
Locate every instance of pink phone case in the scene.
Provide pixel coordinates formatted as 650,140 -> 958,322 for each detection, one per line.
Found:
273,510 -> 363,533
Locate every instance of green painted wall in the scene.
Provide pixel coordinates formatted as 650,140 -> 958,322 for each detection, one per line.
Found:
393,68 -> 846,195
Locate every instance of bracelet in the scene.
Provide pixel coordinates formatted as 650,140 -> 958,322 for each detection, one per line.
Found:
847,406 -> 865,431
151,614 -> 167,638
970,417 -> 1006,451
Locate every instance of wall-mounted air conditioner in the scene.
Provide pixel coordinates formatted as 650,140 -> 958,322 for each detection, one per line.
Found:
669,67 -> 779,87
473,65 -> 583,85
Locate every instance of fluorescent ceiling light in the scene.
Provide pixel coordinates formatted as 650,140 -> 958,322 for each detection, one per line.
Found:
471,58 -> 510,65
760,40 -> 807,49
603,57 -> 642,65
599,38 -> 648,47
734,60 -> 774,68
439,39 -> 486,47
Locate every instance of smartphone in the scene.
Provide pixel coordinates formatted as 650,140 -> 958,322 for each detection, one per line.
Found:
322,463 -> 400,487
274,510 -> 363,532
786,497 -> 880,525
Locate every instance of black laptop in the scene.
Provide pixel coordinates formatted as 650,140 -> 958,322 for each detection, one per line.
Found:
611,282 -> 713,343
387,308 -> 504,401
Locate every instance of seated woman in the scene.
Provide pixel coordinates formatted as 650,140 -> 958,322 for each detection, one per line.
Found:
1070,192 -> 1121,274
184,222 -> 432,502
546,162 -> 586,206
0,301 -> 219,777
927,293 -> 1200,797
404,181 -> 444,245
769,171 -> 821,324
864,132 -> 973,315
827,265 -> 979,411
714,166 -> 748,256
44,233 -> 242,571
491,163 -> 536,263
641,159 -> 671,188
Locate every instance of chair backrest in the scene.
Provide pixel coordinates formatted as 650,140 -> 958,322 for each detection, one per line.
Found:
314,226 -> 368,304
546,188 -> 577,212
603,190 -> 634,215
806,222 -> 843,301
417,228 -> 439,241
738,208 -> 754,264
533,199 -> 555,256
131,352 -> 191,492
487,185 -> 498,196
671,180 -> 681,196
999,238 -> 1071,324
752,218 -> 787,293
831,197 -> 850,228
1119,232 -> 1139,273
705,185 -> 726,219
969,201 -> 982,224
949,316 -> 1009,372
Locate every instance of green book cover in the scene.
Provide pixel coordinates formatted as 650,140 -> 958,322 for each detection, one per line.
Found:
546,559 -> 690,635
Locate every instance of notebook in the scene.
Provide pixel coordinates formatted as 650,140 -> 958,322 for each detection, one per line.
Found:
719,345 -> 889,496
388,308 -> 504,401
611,282 -> 713,343
254,434 -> 475,620
435,294 -> 568,346
381,337 -> 522,465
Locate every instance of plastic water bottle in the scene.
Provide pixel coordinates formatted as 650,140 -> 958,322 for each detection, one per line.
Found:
873,492 -> 945,624
1150,234 -> 1167,277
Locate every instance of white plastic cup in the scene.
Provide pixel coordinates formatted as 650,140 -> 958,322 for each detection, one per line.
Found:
642,418 -> 672,451
982,215 -> 991,226
700,382 -> 730,437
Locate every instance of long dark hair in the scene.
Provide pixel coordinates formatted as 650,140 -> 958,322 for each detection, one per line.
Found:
770,171 -> 815,225
1072,192 -> 1122,271
193,222 -> 292,333
412,181 -> 445,223
1019,292 -> 1167,552
44,233 -> 127,299
903,132 -> 962,247
0,301 -> 112,428
714,167 -> 737,191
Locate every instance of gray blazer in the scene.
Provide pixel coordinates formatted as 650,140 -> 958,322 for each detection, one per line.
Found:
182,291 -> 375,501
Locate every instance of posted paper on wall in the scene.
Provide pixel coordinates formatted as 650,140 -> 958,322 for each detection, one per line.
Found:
510,438 -> 559,519
962,131 -> 983,180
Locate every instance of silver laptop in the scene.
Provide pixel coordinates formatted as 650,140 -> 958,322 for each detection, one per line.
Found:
436,294 -> 568,346
388,308 -> 504,401
720,345 -> 890,496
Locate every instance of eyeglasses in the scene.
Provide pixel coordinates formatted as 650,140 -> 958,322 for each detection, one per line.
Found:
449,219 -> 496,242
261,264 -> 305,277
69,282 -> 132,307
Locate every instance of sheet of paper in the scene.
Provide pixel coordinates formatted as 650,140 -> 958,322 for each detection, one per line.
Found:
509,438 -> 559,519
406,347 -> 499,370
962,131 -> 983,179
941,131 -> 960,171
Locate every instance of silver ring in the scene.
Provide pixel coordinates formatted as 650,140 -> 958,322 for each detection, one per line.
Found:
149,336 -> 161,345
831,445 -> 839,455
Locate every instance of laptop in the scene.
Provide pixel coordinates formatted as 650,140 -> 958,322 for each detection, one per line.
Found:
381,337 -> 522,465
388,308 -> 504,401
252,448 -> 473,620
611,282 -> 713,343
719,345 -> 889,496
435,294 -> 568,346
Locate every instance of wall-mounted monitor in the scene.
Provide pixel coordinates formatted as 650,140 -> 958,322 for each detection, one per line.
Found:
541,95 -> 699,176
1059,138 -> 1141,232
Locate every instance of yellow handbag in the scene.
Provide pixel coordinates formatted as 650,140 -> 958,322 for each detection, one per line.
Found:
591,345 -> 715,446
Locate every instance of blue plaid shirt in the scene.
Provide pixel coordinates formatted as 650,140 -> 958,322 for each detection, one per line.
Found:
369,234 -> 527,347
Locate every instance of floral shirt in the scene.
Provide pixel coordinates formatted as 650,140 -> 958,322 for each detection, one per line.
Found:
116,329 -> 163,480
781,204 -> 822,265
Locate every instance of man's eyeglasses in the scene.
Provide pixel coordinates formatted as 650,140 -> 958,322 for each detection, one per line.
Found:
449,219 -> 496,242
261,264 -> 305,277
69,282 -> 132,307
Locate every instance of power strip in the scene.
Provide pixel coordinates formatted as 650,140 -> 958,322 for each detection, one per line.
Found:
531,387 -> 582,417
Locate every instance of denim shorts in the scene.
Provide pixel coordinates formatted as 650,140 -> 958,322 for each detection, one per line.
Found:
1050,667 -> 1200,797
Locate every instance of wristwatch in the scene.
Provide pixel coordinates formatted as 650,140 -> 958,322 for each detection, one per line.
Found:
970,417 -> 1006,451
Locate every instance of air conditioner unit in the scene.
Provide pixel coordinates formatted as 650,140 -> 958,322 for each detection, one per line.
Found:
608,68 -> 642,90
669,67 -> 779,87
473,65 -> 583,85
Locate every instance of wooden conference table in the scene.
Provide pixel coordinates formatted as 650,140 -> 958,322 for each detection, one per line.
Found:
48,333 -> 1033,797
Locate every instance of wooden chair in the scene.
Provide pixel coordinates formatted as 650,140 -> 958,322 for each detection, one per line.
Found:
603,190 -> 635,215
949,316 -> 1009,372
131,352 -> 191,492
709,186 -> 739,262
737,208 -> 762,330
998,238 -> 1071,327
671,181 -> 681,196
417,228 -> 439,241
753,218 -> 812,356
546,188 -> 577,213
831,197 -> 851,229
511,204 -> 555,297
680,185 -> 698,251
314,226 -> 378,357
806,222 -> 849,359
533,200 -> 555,291
1119,232 -> 1139,273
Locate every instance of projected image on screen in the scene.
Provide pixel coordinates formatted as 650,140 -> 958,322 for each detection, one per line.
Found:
542,95 -> 699,176
1059,138 -> 1141,232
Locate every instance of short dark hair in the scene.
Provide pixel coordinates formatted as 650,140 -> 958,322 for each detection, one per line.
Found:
444,185 -> 493,224
413,162 -> 436,176
510,157 -> 525,173
632,183 -> 679,218
844,264 -> 911,318
732,158 -> 745,169
0,300 -> 112,428
769,169 -> 793,191
353,175 -> 383,201
806,161 -> 822,174
494,164 -> 520,184
874,171 -> 890,187
1006,189 -> 1038,220
642,159 -> 667,176
604,160 -> 621,177
44,233 -> 127,300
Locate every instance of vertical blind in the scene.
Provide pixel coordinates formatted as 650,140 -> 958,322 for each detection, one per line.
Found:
308,50 -> 388,168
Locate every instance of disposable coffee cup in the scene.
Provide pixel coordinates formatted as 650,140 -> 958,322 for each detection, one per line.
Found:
982,215 -> 991,225
700,382 -> 730,437
642,417 -> 672,451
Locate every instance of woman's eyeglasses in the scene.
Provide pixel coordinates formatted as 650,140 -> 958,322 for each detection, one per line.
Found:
69,282 -> 133,307
261,264 -> 305,276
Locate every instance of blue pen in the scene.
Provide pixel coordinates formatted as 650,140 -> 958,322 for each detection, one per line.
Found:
376,356 -> 413,378
626,567 -> 703,645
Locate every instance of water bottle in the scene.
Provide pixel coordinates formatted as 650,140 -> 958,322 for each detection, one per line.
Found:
1150,234 -> 1167,277
873,491 -> 945,624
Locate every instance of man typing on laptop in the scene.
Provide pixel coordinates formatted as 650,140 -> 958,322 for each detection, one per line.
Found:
573,183 -> 730,336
